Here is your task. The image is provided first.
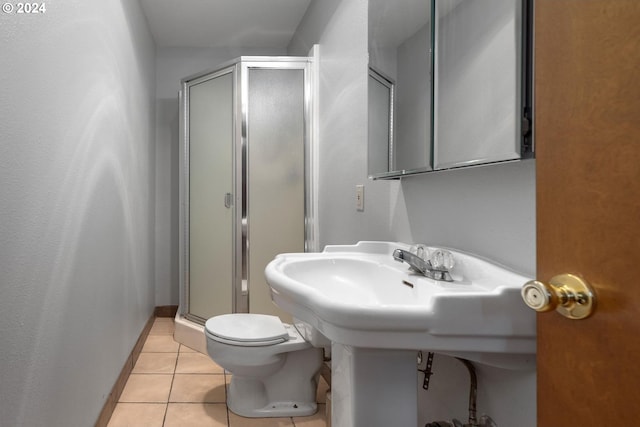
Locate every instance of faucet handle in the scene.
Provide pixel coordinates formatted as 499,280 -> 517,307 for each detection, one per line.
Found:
410,244 -> 428,260
429,249 -> 455,271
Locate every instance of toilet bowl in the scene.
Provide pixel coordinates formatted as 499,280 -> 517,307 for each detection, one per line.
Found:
205,313 -> 324,418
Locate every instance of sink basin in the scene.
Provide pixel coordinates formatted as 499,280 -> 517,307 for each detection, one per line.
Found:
266,241 -> 535,426
265,241 -> 535,362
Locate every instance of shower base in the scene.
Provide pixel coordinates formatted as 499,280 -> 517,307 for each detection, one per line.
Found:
173,312 -> 207,354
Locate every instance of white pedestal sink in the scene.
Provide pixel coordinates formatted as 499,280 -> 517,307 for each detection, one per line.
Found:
331,344 -> 420,426
265,242 -> 535,427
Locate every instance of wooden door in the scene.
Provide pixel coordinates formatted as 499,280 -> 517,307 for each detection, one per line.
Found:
535,1 -> 640,426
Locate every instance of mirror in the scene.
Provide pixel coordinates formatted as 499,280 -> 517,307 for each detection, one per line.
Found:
368,0 -> 533,179
368,0 -> 432,177
368,67 -> 394,177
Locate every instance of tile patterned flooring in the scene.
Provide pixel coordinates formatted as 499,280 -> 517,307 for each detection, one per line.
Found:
107,318 -> 329,427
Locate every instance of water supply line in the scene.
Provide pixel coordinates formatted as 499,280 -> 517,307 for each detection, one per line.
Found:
420,354 -> 497,427
455,358 -> 478,426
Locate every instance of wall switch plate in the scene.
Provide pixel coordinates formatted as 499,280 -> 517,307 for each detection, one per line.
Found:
356,184 -> 364,211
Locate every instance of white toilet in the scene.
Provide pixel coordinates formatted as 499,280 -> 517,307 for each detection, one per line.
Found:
204,313 -> 324,418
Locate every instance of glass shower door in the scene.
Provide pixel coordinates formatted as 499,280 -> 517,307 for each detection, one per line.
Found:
187,70 -> 234,321
181,58 -> 312,325
246,67 -> 306,320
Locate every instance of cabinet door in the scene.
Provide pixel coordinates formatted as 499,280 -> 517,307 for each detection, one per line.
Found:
434,0 -> 523,169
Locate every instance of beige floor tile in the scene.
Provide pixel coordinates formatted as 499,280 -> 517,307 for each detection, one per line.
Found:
142,334 -> 180,353
170,374 -> 226,403
316,377 -> 330,403
292,404 -> 327,426
228,412 -> 294,427
164,403 -> 228,427
119,374 -> 173,403
132,353 -> 178,374
176,352 -> 224,374
107,403 -> 166,427
179,344 -> 198,353
149,318 -> 175,335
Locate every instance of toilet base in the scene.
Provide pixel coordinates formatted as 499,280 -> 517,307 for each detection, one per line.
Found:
227,374 -> 319,418
226,346 -> 323,418
228,392 -> 318,418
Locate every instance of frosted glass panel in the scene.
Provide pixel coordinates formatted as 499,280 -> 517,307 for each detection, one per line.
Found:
248,69 -> 305,320
434,0 -> 521,169
188,72 -> 233,320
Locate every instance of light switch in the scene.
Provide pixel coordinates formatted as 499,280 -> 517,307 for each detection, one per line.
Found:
356,185 -> 364,211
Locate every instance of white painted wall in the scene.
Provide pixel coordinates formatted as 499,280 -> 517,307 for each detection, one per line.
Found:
0,2 -> 156,425
153,46 -> 286,306
399,161 -> 536,276
289,0 -> 399,248
290,0 -> 536,425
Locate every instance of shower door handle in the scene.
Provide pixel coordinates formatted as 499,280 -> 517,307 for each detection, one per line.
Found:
224,193 -> 233,208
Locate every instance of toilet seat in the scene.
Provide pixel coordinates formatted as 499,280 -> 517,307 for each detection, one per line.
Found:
205,313 -> 290,347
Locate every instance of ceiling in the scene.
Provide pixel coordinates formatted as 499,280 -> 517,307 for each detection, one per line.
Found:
139,0 -> 312,48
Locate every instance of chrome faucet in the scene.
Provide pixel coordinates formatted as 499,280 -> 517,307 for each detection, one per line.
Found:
392,248 -> 454,282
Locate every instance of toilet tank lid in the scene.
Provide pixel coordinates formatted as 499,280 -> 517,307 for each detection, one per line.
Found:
205,313 -> 289,343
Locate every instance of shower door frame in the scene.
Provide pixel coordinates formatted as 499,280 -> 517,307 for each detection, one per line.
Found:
179,56 -> 316,324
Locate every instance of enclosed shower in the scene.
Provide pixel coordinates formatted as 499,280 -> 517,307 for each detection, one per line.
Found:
178,56 -> 315,329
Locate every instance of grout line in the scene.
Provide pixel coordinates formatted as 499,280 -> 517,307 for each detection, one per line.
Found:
161,340 -> 181,426
162,402 -> 169,427
126,372 -> 175,376
159,402 -> 227,405
224,370 -> 230,427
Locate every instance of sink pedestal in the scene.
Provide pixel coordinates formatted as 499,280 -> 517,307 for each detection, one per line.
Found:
331,343 -> 417,427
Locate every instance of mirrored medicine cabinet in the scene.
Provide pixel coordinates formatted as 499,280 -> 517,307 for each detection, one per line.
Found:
368,0 -> 533,179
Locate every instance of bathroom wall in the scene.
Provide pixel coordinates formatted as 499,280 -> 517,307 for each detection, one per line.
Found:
153,46 -> 286,307
0,2 -> 157,426
289,0 -> 400,247
289,0 -> 536,425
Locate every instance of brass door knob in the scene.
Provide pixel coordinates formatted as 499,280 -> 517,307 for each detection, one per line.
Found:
521,274 -> 595,319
